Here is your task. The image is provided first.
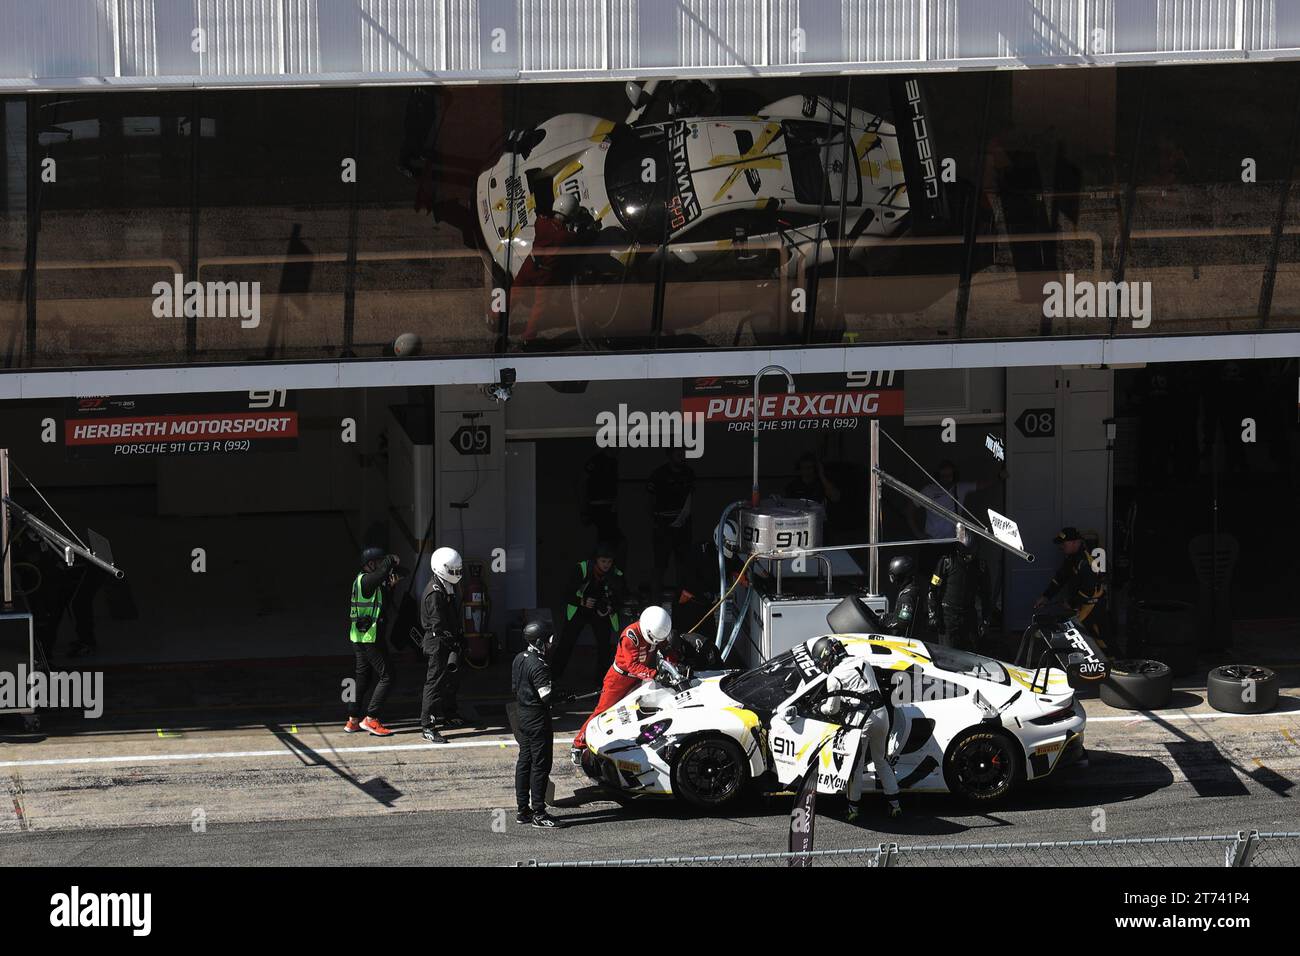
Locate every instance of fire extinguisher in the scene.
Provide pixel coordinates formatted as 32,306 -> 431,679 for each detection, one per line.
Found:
461,559 -> 493,668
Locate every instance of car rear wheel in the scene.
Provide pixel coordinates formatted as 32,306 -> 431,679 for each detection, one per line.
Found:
944,729 -> 1021,803
671,736 -> 747,810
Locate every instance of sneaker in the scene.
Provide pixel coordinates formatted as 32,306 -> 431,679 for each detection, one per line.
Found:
531,811 -> 560,829
361,717 -> 394,737
515,809 -> 532,825
343,717 -> 362,734
570,746 -> 584,767
887,799 -> 902,818
421,726 -> 448,744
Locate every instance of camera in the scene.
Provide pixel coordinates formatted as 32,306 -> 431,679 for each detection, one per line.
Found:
485,367 -> 516,403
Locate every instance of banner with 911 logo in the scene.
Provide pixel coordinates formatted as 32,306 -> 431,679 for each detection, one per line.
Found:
64,391 -> 298,461
682,370 -> 904,437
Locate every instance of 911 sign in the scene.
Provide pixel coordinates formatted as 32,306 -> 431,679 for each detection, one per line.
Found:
450,424 -> 490,456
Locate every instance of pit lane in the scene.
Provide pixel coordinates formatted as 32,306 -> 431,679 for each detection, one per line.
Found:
1,690 -> 1296,865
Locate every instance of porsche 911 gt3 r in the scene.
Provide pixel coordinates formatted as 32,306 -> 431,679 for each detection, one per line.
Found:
477,95 -> 909,280
580,633 -> 1086,809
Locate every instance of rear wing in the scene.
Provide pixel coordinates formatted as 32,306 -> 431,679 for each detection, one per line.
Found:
1014,612 -> 1109,694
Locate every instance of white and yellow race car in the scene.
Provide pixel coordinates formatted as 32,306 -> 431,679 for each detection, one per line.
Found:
580,629 -> 1086,810
477,94 -> 909,280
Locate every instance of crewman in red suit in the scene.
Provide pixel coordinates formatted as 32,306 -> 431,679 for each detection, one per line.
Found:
514,193 -> 581,343
572,606 -> 678,755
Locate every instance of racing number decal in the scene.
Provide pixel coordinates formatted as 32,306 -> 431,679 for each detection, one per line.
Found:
772,736 -> 797,760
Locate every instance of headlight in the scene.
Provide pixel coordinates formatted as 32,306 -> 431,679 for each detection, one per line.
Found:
637,719 -> 673,744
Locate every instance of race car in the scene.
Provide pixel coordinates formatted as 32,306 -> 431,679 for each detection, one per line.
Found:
476,93 -> 910,281
579,625 -> 1087,810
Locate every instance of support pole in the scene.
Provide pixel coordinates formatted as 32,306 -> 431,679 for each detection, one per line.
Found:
1,449 -> 11,609
751,365 -> 795,506
869,420 -> 880,594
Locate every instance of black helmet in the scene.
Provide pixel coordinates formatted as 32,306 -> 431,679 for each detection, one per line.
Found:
809,636 -> 847,674
361,546 -> 385,567
887,555 -> 914,584
523,620 -> 554,656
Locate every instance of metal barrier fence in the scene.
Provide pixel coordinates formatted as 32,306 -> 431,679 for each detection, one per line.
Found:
517,831 -> 1300,867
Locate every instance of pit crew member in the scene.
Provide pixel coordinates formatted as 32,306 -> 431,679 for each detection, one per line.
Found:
571,606 -> 680,757
812,636 -> 902,821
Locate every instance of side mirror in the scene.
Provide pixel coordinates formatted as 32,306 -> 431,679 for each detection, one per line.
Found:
625,81 -> 647,108
780,704 -> 797,723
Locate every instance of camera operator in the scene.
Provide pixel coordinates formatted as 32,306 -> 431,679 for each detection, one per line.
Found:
552,541 -> 627,688
344,546 -> 404,737
419,547 -> 467,744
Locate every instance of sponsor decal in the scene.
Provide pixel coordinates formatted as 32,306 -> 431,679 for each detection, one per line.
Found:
903,78 -> 939,199
1034,741 -> 1064,756
504,173 -> 529,229
666,121 -> 702,232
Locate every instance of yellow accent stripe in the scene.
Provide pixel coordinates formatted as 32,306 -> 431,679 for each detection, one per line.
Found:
552,160 -> 584,193
708,122 -> 784,202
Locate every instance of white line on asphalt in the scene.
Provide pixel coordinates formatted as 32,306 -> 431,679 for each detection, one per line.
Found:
0,736 -> 544,769
0,709 -> 1294,770
1086,710 -> 1297,724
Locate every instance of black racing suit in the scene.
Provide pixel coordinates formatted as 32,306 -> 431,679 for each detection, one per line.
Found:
928,549 -> 990,651
512,646 -> 555,813
353,557 -> 397,720
1042,551 -> 1109,651
882,579 -> 921,639
666,630 -> 721,673
419,576 -> 464,727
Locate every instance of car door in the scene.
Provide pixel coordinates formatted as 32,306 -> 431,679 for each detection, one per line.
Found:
767,674 -> 863,795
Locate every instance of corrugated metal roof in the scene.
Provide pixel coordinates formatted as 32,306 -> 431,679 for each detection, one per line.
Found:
3,0 -> 1300,90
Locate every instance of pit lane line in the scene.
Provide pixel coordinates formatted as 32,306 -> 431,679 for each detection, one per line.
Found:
0,705 -> 1295,770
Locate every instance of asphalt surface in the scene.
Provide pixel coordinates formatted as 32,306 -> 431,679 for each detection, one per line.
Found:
2,692 -> 1299,866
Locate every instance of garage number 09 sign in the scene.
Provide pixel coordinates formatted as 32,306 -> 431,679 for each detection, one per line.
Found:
450,424 -> 491,456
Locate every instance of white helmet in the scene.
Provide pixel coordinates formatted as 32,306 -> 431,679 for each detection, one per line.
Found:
552,193 -> 578,220
430,547 -> 463,585
639,605 -> 673,645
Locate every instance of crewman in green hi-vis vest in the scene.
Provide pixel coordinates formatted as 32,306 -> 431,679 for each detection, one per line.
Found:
344,546 -> 403,737
550,541 -> 627,688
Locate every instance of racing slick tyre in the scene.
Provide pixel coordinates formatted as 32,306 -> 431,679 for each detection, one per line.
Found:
1100,659 -> 1172,711
943,729 -> 1021,804
670,735 -> 748,810
1207,664 -> 1278,715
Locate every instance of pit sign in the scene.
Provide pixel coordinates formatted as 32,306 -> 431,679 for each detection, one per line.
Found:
987,508 -> 1024,552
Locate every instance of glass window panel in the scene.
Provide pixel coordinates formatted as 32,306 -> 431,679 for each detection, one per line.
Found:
32,93 -> 192,366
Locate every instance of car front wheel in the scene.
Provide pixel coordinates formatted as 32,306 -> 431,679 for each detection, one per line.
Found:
671,736 -> 747,810
944,729 -> 1021,803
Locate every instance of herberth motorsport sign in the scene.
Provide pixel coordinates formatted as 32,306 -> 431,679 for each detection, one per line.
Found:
64,392 -> 299,460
